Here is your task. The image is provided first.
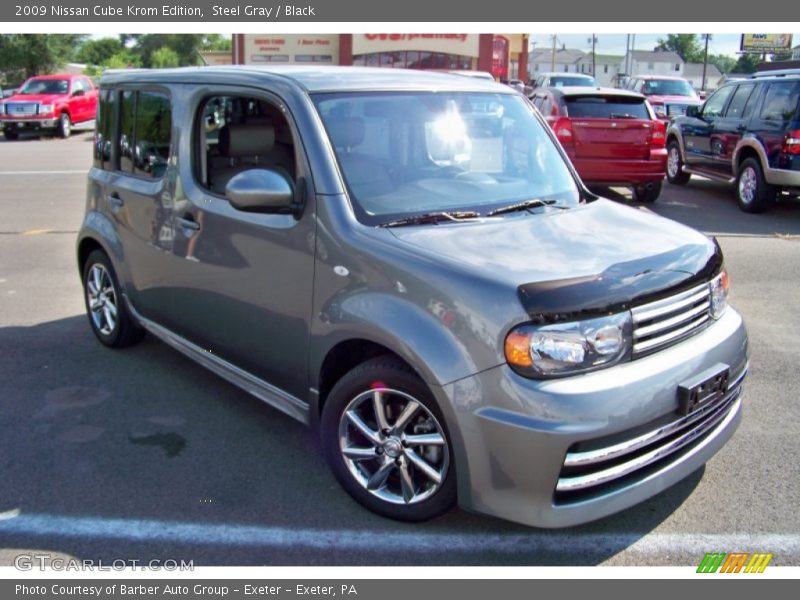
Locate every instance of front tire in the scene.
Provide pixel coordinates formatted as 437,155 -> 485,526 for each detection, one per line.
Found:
82,250 -> 144,347
3,129 -> 19,141
321,356 -> 457,522
58,112 -> 71,138
632,180 -> 663,203
666,140 -> 691,185
736,158 -> 776,214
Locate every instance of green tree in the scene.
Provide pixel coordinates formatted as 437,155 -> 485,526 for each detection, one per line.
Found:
202,35 -> 232,52
76,37 -> 124,66
708,53 -> 736,75
0,34 -> 85,82
734,53 -> 762,74
655,34 -> 703,63
151,47 -> 180,69
103,50 -> 142,70
119,34 -> 205,68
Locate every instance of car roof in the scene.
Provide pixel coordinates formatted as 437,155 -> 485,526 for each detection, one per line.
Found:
100,65 -> 514,94
635,75 -> 689,81
24,74 -> 76,80
539,72 -> 596,78
541,86 -> 646,99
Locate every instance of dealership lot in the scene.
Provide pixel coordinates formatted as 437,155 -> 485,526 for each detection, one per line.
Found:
0,133 -> 799,566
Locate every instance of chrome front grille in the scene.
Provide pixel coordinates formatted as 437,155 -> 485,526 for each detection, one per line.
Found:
555,365 -> 747,498
666,103 -> 688,117
5,102 -> 39,116
631,282 -> 711,356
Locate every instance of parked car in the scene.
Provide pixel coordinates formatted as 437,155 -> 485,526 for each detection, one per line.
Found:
531,72 -> 598,92
666,72 -> 800,213
78,66 -> 748,528
530,86 -> 667,202
626,75 -> 702,121
0,73 -> 98,140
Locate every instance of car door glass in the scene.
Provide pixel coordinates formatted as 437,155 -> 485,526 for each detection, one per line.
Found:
119,90 -> 136,173
702,86 -> 734,118
134,92 -> 171,179
724,84 -> 755,119
71,79 -> 83,95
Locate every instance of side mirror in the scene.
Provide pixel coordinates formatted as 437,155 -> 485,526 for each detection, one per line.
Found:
686,105 -> 700,118
72,89 -> 85,97
224,168 -> 298,215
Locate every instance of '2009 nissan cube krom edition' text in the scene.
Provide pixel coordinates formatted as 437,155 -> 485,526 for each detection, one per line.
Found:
77,66 -> 748,527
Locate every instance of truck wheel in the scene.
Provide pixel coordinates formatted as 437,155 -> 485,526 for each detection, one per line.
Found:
736,158 -> 776,214
82,250 -> 145,348
58,112 -> 71,138
666,140 -> 691,185
321,356 -> 457,522
3,129 -> 19,141
633,180 -> 663,203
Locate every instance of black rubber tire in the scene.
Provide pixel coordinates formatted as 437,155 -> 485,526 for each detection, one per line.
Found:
632,180 -> 663,203
82,249 -> 145,348
736,157 -> 776,214
57,112 -> 71,138
3,129 -> 19,141
321,356 -> 457,522
666,140 -> 691,185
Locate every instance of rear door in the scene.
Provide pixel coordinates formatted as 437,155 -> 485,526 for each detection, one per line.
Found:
747,80 -> 800,171
563,93 -> 654,160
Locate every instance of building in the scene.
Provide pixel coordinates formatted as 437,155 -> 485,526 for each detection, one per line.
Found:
231,34 -> 530,80
793,44 -> 800,60
574,53 -> 623,87
625,50 -> 684,77
683,62 -> 722,91
529,46 -> 584,78
200,51 -> 233,66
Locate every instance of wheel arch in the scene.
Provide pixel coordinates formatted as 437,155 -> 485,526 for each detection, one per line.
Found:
733,139 -> 768,178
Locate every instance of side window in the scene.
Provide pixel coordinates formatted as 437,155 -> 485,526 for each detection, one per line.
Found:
724,84 -> 755,119
760,81 -> 800,121
741,83 -> 762,120
71,79 -> 83,95
119,90 -> 136,173
133,92 -> 171,178
702,86 -> 734,118
195,94 -> 296,195
80,77 -> 94,92
93,89 -> 112,169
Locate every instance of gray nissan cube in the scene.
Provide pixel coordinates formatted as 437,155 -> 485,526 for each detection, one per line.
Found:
77,66 -> 748,527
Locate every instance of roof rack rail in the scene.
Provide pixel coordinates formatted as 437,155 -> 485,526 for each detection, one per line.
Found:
750,69 -> 800,79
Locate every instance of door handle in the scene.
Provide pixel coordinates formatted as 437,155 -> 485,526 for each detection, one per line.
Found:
107,194 -> 123,209
177,215 -> 201,232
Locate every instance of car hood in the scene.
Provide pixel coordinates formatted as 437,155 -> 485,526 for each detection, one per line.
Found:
646,94 -> 702,104
3,93 -> 67,103
388,199 -> 721,320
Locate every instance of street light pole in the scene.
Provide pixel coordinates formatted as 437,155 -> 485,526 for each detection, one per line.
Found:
702,34 -> 711,91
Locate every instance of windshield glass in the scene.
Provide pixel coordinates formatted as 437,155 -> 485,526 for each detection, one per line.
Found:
313,92 -> 580,224
642,79 -> 695,97
551,76 -> 598,88
18,78 -> 70,95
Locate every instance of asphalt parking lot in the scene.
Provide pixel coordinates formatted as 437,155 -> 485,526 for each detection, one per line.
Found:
1,132 -> 799,566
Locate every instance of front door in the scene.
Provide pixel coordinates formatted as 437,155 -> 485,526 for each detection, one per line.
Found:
682,85 -> 735,170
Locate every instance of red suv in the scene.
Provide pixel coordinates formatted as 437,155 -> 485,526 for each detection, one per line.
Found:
0,74 -> 98,140
530,86 -> 667,202
625,75 -> 702,121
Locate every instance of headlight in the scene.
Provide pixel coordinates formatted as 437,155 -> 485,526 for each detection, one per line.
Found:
39,104 -> 54,114
652,104 -> 667,117
505,312 -> 632,378
709,269 -> 729,319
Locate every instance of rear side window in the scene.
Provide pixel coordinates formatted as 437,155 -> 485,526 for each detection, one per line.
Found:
117,90 -> 172,178
760,81 -> 800,121
564,96 -> 649,119
725,84 -> 755,119
93,89 -> 112,169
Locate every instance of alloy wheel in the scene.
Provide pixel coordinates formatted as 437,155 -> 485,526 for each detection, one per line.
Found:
86,263 -> 118,336
667,146 -> 680,178
738,166 -> 757,205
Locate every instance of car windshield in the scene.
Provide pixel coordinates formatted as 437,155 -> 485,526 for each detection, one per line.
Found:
551,76 -> 598,88
313,91 -> 580,225
642,79 -> 695,97
18,78 -> 70,95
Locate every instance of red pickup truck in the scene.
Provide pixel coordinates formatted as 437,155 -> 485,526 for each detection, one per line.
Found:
0,74 -> 98,140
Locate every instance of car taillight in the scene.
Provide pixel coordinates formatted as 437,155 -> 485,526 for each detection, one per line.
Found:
649,119 -> 666,148
784,130 -> 800,155
552,117 -> 574,145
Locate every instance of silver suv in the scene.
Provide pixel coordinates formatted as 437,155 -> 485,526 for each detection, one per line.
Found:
78,66 -> 748,527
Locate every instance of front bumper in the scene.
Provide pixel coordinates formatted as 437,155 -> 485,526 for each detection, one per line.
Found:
572,149 -> 667,186
0,118 -> 58,131
434,307 -> 748,528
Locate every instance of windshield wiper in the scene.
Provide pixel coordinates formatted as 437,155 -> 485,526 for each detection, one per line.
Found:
378,210 -> 481,228
487,199 -> 569,216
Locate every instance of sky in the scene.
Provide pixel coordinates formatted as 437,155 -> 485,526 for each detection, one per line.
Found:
529,33 -> 799,58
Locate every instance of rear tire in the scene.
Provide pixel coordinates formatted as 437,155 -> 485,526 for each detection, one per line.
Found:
632,180 -> 662,203
736,158 -> 776,214
321,356 -> 457,522
666,140 -> 691,185
82,250 -> 144,348
3,129 -> 19,141
58,112 -> 71,138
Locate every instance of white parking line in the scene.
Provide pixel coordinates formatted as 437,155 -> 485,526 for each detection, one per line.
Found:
0,170 -> 86,175
0,511 -> 798,556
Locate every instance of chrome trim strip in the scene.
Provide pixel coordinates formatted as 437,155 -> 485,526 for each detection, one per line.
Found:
634,300 -> 710,338
557,390 -> 742,493
563,364 -> 748,468
633,313 -> 709,353
124,296 -> 310,425
631,284 -> 708,323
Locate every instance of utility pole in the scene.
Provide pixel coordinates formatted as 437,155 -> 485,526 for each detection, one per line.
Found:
701,34 -> 711,91
550,34 -> 557,72
588,34 -> 598,77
